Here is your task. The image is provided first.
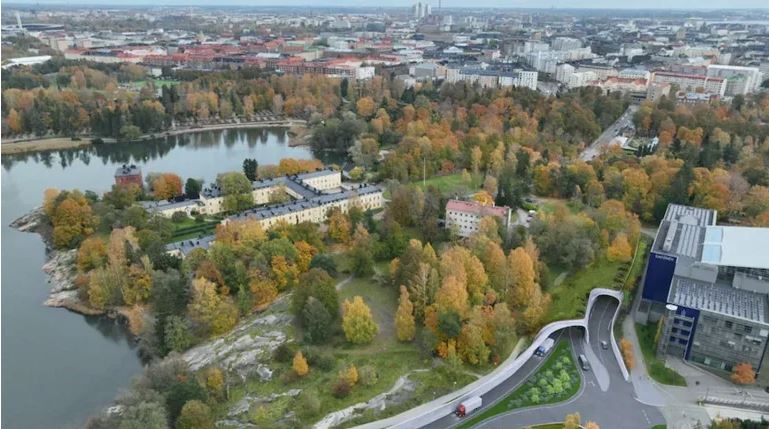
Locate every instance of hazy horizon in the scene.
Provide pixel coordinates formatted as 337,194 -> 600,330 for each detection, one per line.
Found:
3,0 -> 768,10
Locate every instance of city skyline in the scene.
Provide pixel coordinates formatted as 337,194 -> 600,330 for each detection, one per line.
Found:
4,0 -> 769,10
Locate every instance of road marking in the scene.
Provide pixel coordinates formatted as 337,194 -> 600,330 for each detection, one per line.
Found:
641,410 -> 651,425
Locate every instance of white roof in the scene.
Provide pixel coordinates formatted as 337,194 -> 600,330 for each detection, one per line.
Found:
701,226 -> 769,270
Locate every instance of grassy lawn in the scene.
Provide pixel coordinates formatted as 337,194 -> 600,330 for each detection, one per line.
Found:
168,215 -> 220,242
413,172 -> 482,195
635,323 -> 687,386
457,340 -> 581,429
134,78 -> 180,88
338,275 -> 398,344
543,258 -> 624,325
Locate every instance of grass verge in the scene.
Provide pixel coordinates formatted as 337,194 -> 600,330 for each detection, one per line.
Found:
543,258 -> 623,325
456,340 -> 581,429
635,323 -> 687,386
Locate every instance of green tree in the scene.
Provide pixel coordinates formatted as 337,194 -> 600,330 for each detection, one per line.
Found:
242,158 -> 258,182
348,224 -> 374,277
302,297 -> 333,344
164,315 -> 192,352
216,172 -> 254,212
116,401 -> 169,429
184,178 -> 202,199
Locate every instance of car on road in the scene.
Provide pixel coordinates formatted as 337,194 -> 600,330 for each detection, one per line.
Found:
600,340 -> 609,350
578,354 -> 590,371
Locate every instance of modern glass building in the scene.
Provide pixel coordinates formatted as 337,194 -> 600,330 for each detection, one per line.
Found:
638,204 -> 769,381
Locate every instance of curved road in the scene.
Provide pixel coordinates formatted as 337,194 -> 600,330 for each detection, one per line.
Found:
424,296 -> 666,429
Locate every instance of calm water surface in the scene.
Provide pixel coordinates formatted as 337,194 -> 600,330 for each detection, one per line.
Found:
1,128 -> 315,429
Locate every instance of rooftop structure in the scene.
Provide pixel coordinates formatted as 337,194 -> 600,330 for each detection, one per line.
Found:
669,276 -> 768,324
640,203 -> 769,379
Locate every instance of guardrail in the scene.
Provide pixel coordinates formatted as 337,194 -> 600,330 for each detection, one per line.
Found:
355,288 -> 626,429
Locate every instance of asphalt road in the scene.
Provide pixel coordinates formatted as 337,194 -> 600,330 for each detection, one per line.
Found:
580,105 -> 639,161
426,296 -> 667,429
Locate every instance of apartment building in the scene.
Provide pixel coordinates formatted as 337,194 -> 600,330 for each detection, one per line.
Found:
651,70 -> 727,96
445,199 -> 513,238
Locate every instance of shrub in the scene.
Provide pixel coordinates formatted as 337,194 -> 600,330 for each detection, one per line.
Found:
171,211 -> 188,223
280,370 -> 299,385
315,353 -> 337,372
273,343 -> 298,363
331,378 -> 351,398
358,365 -> 378,387
296,390 -> 321,419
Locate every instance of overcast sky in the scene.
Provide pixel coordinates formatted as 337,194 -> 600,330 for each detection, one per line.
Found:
5,0 -> 768,8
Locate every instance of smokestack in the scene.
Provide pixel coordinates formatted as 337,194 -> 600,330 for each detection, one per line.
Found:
15,12 -> 23,30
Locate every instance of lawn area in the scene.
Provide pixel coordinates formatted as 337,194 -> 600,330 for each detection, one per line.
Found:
457,340 -> 581,429
542,258 -> 624,325
338,275 -> 398,344
135,78 -> 180,88
167,215 -> 221,242
635,323 -> 687,386
413,172 -> 482,196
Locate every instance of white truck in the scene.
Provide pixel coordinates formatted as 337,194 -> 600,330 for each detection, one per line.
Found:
534,338 -> 555,357
455,396 -> 482,417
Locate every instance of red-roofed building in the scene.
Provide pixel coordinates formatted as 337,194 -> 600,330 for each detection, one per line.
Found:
445,199 -> 513,238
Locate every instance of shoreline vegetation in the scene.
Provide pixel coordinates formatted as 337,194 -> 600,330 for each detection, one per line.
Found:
0,119 -> 309,155
10,207 -> 144,334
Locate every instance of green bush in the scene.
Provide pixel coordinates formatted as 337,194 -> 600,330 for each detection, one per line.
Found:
171,211 -> 188,223
359,365 -> 378,386
296,390 -> 321,419
273,343 -> 298,363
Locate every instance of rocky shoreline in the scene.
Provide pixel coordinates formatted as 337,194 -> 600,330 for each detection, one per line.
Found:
11,207 -> 107,317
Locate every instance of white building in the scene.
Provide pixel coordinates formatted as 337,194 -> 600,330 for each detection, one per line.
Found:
552,37 -> 582,51
445,199 -> 513,238
706,65 -> 763,95
619,68 -> 651,81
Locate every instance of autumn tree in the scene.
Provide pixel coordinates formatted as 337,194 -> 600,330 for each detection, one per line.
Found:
151,173 -> 183,200
249,271 -> 278,309
77,236 -> 107,271
342,296 -> 379,344
187,277 -> 239,336
325,209 -> 350,246
607,233 -> 633,263
436,274 -> 470,319
620,338 -> 635,370
564,412 -> 581,429
176,400 -> 215,429
585,421 -> 600,429
47,190 -> 96,249
395,286 -> 416,342
204,367 -> 225,399
731,362 -> 756,385
507,247 -> 537,309
356,96 -> 376,119
293,351 -> 310,377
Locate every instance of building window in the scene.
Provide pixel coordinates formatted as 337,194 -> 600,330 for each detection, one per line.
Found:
725,321 -> 733,329
744,325 -> 753,334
